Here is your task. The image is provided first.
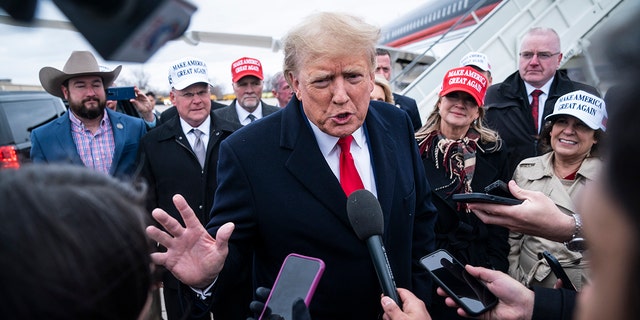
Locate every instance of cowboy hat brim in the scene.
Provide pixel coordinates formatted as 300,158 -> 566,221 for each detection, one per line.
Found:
39,65 -> 122,99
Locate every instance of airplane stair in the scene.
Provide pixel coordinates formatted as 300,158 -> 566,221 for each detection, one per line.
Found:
401,0 -> 628,122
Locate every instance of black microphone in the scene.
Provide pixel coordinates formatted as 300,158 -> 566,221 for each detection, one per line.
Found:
347,189 -> 400,305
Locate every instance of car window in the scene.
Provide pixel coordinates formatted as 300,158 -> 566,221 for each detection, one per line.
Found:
1,98 -> 65,144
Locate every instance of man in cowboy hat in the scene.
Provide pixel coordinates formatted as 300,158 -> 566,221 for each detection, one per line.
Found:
30,51 -> 148,178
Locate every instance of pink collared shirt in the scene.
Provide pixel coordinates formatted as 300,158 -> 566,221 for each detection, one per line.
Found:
69,110 -> 115,174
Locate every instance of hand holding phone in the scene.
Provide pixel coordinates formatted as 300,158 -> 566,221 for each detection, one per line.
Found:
452,180 -> 523,205
106,86 -> 136,101
540,251 -> 576,291
259,253 -> 325,320
420,249 -> 498,316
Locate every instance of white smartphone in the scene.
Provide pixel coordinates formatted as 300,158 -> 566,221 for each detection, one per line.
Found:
259,253 -> 325,320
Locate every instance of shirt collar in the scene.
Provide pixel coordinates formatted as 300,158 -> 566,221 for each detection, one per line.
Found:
309,121 -> 366,157
524,76 -> 555,96
180,115 -> 211,136
235,101 -> 263,121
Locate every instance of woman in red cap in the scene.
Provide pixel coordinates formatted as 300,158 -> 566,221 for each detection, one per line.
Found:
415,66 -> 510,319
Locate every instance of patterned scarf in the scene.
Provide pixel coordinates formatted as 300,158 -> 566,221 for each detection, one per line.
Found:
419,129 -> 482,197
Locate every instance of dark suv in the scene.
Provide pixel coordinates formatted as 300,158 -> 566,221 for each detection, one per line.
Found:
0,91 -> 67,169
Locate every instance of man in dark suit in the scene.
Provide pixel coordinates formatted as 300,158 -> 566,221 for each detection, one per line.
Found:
376,48 -> 423,131
30,51 -> 147,178
137,56 -> 238,320
484,27 -> 600,175
146,12 -> 437,320
214,56 -> 280,128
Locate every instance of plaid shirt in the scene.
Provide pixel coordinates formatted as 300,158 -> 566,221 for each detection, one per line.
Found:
69,110 -> 115,174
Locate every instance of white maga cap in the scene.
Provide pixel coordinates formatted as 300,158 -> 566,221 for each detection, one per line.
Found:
460,52 -> 491,72
545,90 -> 607,131
168,57 -> 211,90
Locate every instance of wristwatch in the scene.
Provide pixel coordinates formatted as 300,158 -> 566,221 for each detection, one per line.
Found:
565,213 -> 587,252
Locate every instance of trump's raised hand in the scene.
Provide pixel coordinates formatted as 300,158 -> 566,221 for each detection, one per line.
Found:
146,194 -> 234,288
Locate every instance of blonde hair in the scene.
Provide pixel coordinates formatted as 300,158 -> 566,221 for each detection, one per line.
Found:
282,12 -> 380,85
373,75 -> 395,104
415,97 -> 501,149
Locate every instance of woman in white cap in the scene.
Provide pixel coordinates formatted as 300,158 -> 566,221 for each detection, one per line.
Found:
415,65 -> 509,319
509,90 -> 607,291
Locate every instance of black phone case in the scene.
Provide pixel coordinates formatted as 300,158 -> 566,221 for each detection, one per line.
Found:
540,251 -> 577,291
420,249 -> 498,317
484,180 -> 511,197
452,193 -> 523,205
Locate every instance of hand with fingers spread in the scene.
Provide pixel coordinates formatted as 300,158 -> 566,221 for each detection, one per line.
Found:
146,194 -> 234,289
467,180 -> 575,242
438,265 -> 534,320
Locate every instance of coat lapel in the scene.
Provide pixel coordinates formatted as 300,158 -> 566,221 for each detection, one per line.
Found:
363,107 -> 396,220
281,99 -> 351,226
55,115 -> 83,165
107,109 -> 125,175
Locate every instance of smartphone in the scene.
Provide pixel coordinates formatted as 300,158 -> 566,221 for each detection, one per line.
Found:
106,86 -> 136,100
452,193 -> 523,205
484,180 -> 512,198
540,251 -> 576,291
259,253 -> 325,320
420,249 -> 498,317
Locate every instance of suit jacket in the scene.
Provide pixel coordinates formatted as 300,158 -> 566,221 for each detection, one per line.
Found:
206,96 -> 437,319
484,70 -> 600,175
30,108 -> 146,178
137,111 -> 236,296
212,99 -> 280,129
393,93 -> 423,131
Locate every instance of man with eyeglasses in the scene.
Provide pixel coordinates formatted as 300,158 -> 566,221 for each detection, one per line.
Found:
484,27 -> 600,176
214,57 -> 280,128
136,56 -> 237,320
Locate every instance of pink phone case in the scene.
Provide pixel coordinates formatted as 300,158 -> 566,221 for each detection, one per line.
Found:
259,253 -> 325,320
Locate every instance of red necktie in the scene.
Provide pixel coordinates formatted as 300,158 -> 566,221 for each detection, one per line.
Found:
531,89 -> 543,132
338,135 -> 364,196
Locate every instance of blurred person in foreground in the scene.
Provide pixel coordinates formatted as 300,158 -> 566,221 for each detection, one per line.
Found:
509,90 -> 606,291
146,11 -> 437,319
271,71 -> 294,107
30,51 -> 147,178
415,65 -> 509,319
381,6 -> 640,319
0,164 -> 156,320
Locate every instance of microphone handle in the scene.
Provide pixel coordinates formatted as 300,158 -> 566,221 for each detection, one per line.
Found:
366,235 -> 400,305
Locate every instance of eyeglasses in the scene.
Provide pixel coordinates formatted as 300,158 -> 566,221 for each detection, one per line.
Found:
176,90 -> 210,99
519,51 -> 561,60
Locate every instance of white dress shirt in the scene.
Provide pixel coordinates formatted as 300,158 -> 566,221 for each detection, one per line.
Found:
309,121 -> 378,197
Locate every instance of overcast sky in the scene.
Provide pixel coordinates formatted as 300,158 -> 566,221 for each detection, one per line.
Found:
0,0 -> 426,93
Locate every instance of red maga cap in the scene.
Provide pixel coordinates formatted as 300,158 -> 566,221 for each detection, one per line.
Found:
439,66 -> 488,107
231,57 -> 263,82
